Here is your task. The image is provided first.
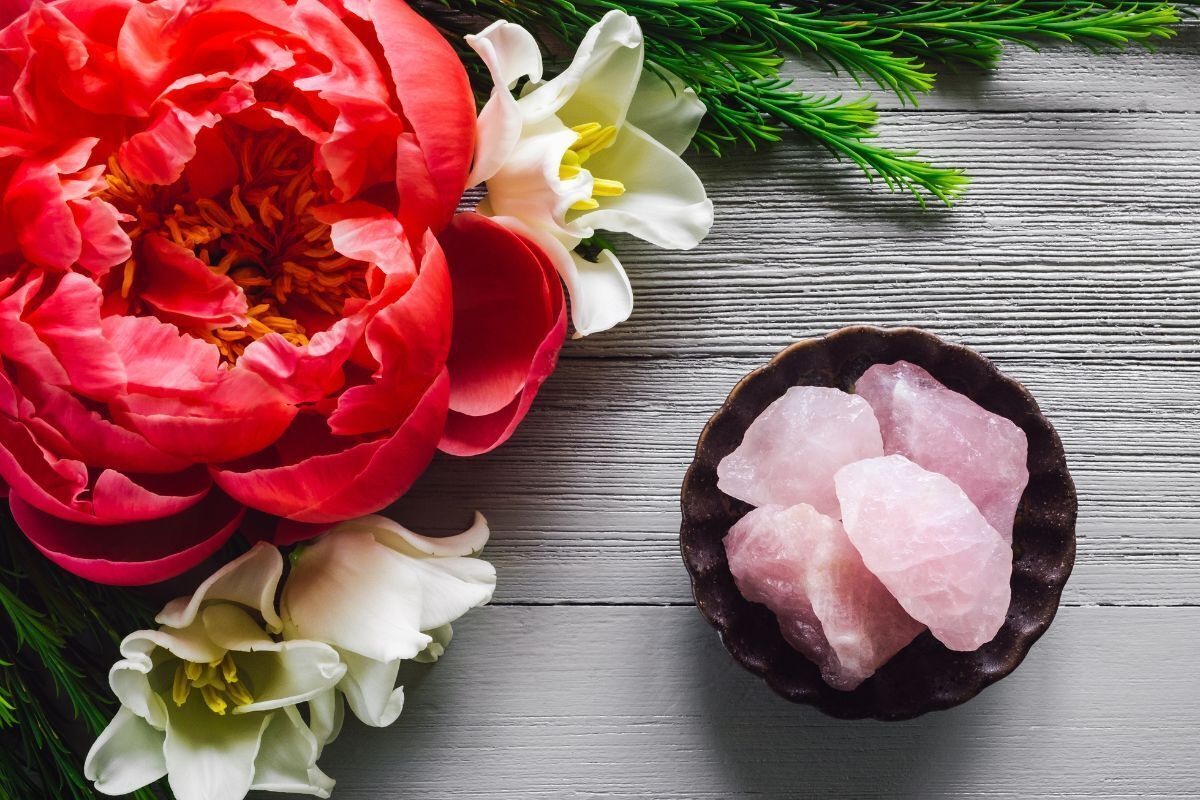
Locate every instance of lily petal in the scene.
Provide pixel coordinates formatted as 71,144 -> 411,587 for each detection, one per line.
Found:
234,639 -> 346,714
465,20 -> 543,186
250,706 -> 335,797
156,542 -> 284,632
280,529 -> 429,663
84,707 -> 168,796
574,121 -> 714,250
307,688 -> 344,756
336,649 -> 403,728
522,10 -> 644,128
162,700 -> 270,800
626,66 -> 705,156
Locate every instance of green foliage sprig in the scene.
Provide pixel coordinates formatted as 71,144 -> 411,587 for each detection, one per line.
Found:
428,0 -> 1183,205
0,517 -> 162,800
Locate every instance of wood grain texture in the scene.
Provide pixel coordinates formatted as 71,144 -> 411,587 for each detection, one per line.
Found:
297,27 -> 1199,800
560,111 -> 1200,359
392,357 -> 1200,606
288,607 -> 1200,800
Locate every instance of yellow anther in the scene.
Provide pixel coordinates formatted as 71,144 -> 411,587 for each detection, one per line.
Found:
191,664 -> 225,691
120,260 -> 136,299
229,186 -> 254,227
570,121 -> 602,138
221,652 -> 239,684
590,177 -> 626,197
95,133 -> 370,365
200,685 -> 228,716
171,663 -> 192,707
226,680 -> 254,708
560,121 -> 623,213
184,661 -> 204,681
164,216 -> 184,246
572,125 -> 618,162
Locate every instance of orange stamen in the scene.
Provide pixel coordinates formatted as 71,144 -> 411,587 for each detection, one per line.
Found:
94,132 -> 369,363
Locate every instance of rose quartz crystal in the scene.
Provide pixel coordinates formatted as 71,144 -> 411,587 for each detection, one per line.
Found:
854,360 -> 1029,540
717,386 -> 883,516
835,455 -> 1012,651
724,503 -> 926,690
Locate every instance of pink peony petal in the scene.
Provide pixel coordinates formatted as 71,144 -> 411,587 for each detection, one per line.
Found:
101,315 -> 220,396
237,319 -> 360,406
21,271 -> 126,401
137,235 -> 248,328
0,385 -> 211,524
318,201 -> 417,285
440,212 -> 561,417
0,274 -> 72,387
318,96 -> 403,202
3,139 -> 96,270
326,229 -> 451,436
89,466 -> 211,522
10,488 -> 244,585
71,196 -> 132,275
212,369 -> 449,523
362,0 -> 474,229
118,82 -> 256,186
16,375 -> 190,474
0,412 -> 90,522
1,0 -> 32,30
114,367 -> 296,463
438,214 -> 566,456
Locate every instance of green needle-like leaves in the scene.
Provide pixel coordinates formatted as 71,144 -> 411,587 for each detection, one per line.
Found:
1,519 -> 162,800
430,0 -> 1182,205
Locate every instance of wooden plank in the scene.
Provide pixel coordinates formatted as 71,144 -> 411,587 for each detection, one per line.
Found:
390,357 -> 1200,607
298,606 -> 1200,800
550,110 -> 1200,360
783,20 -> 1200,113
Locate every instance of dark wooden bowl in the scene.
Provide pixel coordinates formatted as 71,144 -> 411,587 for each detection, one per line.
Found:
679,326 -> 1077,720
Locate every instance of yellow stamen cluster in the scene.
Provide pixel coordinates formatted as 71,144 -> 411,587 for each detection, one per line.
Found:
172,652 -> 254,715
99,133 -> 368,363
559,122 -> 625,212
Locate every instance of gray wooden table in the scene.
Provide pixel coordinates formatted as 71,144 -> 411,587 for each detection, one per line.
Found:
272,25 -> 1200,800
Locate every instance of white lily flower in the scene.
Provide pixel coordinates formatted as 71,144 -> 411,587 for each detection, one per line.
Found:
85,544 -> 347,800
280,513 -> 496,729
467,10 -> 714,336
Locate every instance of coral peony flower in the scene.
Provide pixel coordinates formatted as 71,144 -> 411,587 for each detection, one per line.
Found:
467,10 -> 714,336
280,513 -> 495,728
0,0 -> 563,582
85,544 -> 346,800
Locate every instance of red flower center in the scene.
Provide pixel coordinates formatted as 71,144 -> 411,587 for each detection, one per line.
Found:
97,127 -> 368,363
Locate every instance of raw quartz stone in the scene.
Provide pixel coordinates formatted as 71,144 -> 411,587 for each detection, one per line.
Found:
724,503 -> 926,690
717,386 -> 884,517
835,455 -> 1012,652
854,360 -> 1029,541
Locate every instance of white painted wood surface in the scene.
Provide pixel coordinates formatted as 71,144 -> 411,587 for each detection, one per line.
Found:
267,30 -> 1200,800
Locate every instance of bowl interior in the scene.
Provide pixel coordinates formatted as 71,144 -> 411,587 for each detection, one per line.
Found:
679,326 -> 1077,720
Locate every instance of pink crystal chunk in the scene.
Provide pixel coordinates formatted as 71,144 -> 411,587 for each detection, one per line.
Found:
717,386 -> 883,516
835,455 -> 1012,651
725,503 -> 926,690
854,360 -> 1029,540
